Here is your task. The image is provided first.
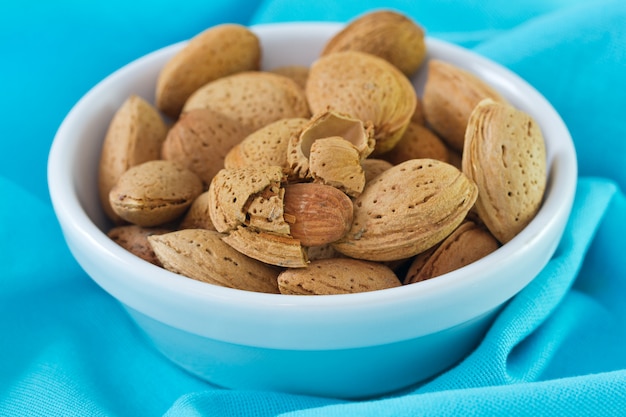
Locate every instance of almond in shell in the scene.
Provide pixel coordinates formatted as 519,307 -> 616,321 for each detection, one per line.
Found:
109,160 -> 203,227
423,59 -> 506,152
306,51 -> 416,155
98,95 -> 168,223
321,10 -> 426,77
161,108 -> 250,188
156,24 -> 261,118
462,99 -> 547,243
404,221 -> 500,284
224,117 -> 309,171
183,71 -> 310,133
333,158 -> 478,262
148,229 -> 280,293
277,258 -> 401,295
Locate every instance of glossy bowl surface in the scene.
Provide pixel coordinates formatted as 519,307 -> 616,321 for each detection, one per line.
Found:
48,22 -> 577,399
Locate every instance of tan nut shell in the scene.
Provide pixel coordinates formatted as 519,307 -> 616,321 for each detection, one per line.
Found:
109,160 -> 203,227
148,229 -> 280,293
321,10 -> 426,77
404,221 -> 500,284
306,51 -> 416,155
107,225 -> 171,266
98,95 -> 168,223
222,226 -> 308,268
308,137 -> 366,197
288,111 -> 374,179
156,24 -> 260,118
423,59 -> 506,152
179,191 -> 216,230
382,122 -> 450,165
277,258 -> 401,295
462,99 -> 547,244
161,108 -> 250,188
183,71 -> 310,133
224,118 -> 309,170
283,182 -> 354,247
208,165 -> 289,235
333,158 -> 478,261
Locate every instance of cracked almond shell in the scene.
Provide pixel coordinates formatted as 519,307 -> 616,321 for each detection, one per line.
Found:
208,165 -> 289,235
306,51 -> 416,155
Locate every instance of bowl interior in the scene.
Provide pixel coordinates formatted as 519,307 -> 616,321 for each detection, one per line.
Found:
48,22 -> 577,350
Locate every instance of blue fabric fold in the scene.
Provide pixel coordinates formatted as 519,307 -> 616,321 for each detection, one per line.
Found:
2,0 -> 625,415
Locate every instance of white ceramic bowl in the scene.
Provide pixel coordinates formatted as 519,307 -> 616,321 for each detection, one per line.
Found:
48,22 -> 577,399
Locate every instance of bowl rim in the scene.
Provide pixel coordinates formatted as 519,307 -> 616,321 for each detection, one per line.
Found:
47,22 -> 578,349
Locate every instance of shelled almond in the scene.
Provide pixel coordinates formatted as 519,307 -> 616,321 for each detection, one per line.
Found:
99,10 -> 547,295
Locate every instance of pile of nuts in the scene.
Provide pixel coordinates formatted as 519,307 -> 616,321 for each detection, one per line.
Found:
99,10 -> 547,295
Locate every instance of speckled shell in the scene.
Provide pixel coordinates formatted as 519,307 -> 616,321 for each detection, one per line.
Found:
306,51 -> 417,155
224,117 -> 309,170
161,108 -> 250,188
321,10 -> 426,77
183,71 -> 311,133
288,111 -> 374,180
179,191 -> 216,231
423,59 -> 506,152
308,137 -> 366,197
107,225 -> 171,266
208,165 -> 289,235
148,229 -> 280,293
404,221 -> 500,284
98,95 -> 168,223
333,158 -> 478,261
109,160 -> 203,227
462,99 -> 547,243
277,258 -> 401,295
156,24 -> 261,118
222,226 -> 308,268
382,122 -> 450,165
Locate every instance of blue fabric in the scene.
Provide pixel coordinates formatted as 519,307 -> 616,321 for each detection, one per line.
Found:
2,0 -> 625,415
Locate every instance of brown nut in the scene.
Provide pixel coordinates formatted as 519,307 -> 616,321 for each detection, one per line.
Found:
224,117 -> 309,171
156,24 -> 261,118
283,182 -> 354,247
404,221 -> 500,284
423,59 -> 506,152
107,225 -> 171,266
321,10 -> 426,77
306,51 -> 417,155
183,71 -> 311,133
277,258 -> 401,295
98,95 -> 168,223
161,108 -> 250,188
333,158 -> 478,262
148,229 -> 281,293
382,122 -> 450,165
462,99 -> 547,243
109,160 -> 203,227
